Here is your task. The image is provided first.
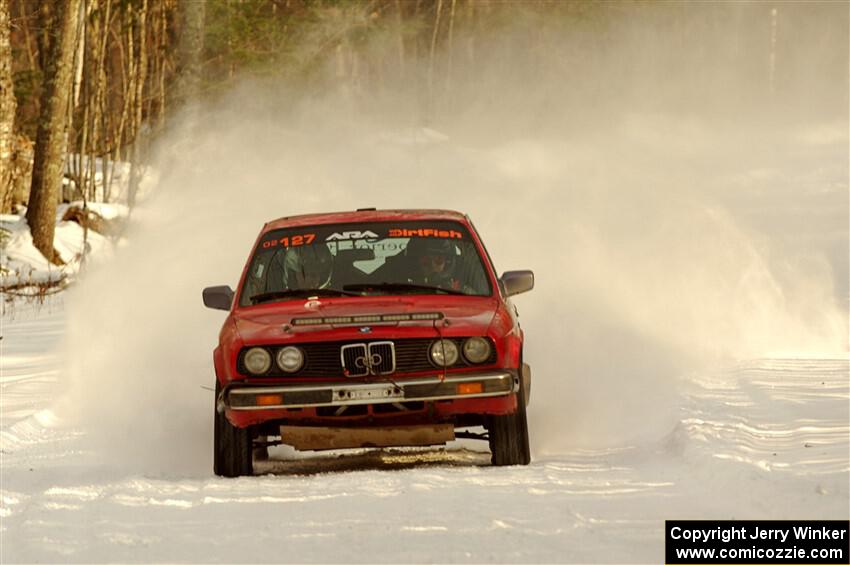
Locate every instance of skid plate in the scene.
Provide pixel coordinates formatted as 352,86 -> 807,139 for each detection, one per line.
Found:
280,424 -> 455,450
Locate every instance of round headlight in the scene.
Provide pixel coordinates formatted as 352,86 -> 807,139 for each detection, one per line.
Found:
244,347 -> 271,375
276,346 -> 304,373
463,337 -> 492,364
429,339 -> 459,367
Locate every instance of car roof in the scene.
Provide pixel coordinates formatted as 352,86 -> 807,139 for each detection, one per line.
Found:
263,209 -> 469,232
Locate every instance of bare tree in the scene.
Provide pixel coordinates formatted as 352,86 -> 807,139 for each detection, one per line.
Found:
0,0 -> 16,205
174,0 -> 205,108
26,0 -> 81,264
427,0 -> 443,121
127,0 -> 148,210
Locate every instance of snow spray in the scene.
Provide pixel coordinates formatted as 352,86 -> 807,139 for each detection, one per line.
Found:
62,3 -> 847,473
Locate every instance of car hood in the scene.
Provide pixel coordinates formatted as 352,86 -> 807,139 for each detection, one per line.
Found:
232,295 -> 500,344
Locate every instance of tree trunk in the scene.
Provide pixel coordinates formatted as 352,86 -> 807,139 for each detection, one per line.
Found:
127,0 -> 148,210
37,3 -> 55,74
0,0 -> 17,212
16,0 -> 39,81
26,0 -> 82,264
155,0 -> 167,128
426,0 -> 443,123
174,0 -> 205,108
445,0 -> 456,97
394,0 -> 406,77
72,0 -> 85,109
91,0 -> 110,201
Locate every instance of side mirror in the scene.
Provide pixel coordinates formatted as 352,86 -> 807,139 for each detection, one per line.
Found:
203,285 -> 234,311
500,270 -> 534,297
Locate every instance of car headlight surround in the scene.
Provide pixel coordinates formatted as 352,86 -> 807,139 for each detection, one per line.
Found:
276,346 -> 305,373
429,339 -> 459,367
462,337 -> 492,364
244,347 -> 272,375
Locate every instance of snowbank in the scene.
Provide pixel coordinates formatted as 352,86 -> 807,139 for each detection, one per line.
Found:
0,202 -> 129,300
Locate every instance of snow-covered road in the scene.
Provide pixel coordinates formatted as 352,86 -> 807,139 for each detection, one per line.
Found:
1,301 -> 847,563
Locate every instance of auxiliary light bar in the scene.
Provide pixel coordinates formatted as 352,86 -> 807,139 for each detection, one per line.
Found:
291,312 -> 444,326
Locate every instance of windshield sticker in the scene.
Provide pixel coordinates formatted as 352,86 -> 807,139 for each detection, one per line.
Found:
388,228 -> 462,239
326,230 -> 380,241
261,233 -> 316,249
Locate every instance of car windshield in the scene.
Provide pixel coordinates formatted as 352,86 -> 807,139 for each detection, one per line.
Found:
239,220 -> 493,306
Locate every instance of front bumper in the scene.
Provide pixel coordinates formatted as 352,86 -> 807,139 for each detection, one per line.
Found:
219,370 -> 518,412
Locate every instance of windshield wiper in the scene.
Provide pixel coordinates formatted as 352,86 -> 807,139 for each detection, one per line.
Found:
343,282 -> 467,296
250,288 -> 359,304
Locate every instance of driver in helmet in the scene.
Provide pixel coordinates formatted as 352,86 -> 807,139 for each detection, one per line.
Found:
283,245 -> 335,290
409,238 -> 461,291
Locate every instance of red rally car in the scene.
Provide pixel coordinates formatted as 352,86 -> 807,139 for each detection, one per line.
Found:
203,209 -> 534,477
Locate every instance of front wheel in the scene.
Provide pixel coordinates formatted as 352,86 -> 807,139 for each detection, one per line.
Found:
487,377 -> 531,466
213,381 -> 253,477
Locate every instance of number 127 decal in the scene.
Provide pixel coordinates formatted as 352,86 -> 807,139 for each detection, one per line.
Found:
261,233 -> 316,249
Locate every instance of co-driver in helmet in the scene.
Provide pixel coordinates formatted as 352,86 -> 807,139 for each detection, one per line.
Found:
282,245 -> 335,290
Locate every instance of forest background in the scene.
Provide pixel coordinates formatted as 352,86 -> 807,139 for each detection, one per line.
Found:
0,0 -> 845,272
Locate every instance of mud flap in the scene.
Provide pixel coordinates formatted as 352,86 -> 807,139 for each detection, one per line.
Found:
521,363 -> 531,406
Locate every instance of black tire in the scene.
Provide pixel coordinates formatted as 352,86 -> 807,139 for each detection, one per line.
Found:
213,381 -> 253,477
488,374 -> 531,466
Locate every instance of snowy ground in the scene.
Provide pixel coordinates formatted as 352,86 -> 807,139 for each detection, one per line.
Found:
1,121 -> 847,562
0,202 -> 128,292
1,299 -> 846,563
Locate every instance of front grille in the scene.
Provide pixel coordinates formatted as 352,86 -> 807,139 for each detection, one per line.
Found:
393,340 -> 436,373
341,343 -> 369,377
368,341 -> 395,375
239,337 -> 496,378
340,342 -> 395,376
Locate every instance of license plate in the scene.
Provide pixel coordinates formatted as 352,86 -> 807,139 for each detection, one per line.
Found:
336,385 -> 402,402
